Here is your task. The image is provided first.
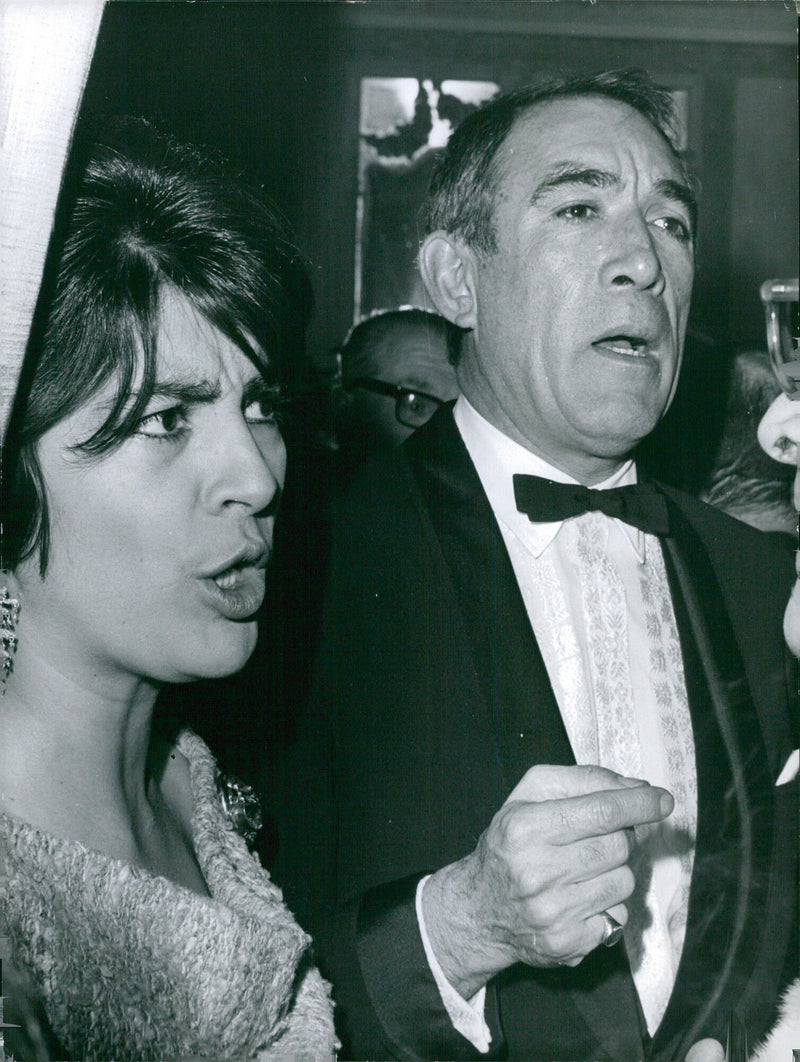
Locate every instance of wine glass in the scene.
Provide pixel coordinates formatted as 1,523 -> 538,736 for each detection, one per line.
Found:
760,278 -> 800,398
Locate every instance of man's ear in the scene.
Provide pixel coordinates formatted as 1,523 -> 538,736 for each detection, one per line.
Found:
418,231 -> 478,330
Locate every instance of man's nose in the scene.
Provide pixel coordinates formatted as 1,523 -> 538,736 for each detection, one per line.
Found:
600,215 -> 664,294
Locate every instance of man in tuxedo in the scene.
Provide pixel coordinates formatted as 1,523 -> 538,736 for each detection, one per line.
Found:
290,70 -> 797,1061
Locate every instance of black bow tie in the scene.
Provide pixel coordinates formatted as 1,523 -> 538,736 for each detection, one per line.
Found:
513,474 -> 671,536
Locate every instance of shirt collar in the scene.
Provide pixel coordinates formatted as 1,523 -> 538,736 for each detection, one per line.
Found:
453,395 -> 646,561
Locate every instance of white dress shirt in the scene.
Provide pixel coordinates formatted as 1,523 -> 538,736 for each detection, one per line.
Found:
418,395 -> 698,1050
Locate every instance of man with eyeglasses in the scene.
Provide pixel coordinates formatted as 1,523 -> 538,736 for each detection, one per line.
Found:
289,71 -> 796,1062
332,307 -> 459,472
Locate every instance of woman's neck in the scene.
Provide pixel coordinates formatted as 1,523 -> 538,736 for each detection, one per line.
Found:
0,586 -> 209,895
0,626 -> 163,855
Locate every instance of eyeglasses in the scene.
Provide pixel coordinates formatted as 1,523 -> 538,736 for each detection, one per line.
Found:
343,377 -> 446,428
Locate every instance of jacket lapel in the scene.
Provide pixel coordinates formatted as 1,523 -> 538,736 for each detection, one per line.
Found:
649,494 -> 775,1060
406,409 -> 575,791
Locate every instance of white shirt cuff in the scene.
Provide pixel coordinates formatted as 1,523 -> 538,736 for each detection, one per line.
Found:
415,874 -> 492,1053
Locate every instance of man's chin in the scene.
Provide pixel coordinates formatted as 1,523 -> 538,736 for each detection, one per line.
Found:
783,580 -> 800,657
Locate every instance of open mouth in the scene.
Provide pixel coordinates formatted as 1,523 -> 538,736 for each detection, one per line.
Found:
202,542 -> 271,619
213,562 -> 256,591
592,335 -> 649,358
207,542 -> 270,587
204,560 -> 267,620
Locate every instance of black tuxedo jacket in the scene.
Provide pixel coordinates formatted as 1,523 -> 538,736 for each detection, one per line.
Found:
283,408 -> 797,1061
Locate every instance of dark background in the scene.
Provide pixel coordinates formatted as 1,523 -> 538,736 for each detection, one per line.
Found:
83,0 -> 798,363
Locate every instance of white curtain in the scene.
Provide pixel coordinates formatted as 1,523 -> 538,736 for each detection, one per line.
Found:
0,0 -> 105,443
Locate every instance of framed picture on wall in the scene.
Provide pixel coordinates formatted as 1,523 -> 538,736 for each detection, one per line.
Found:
355,77 -> 498,319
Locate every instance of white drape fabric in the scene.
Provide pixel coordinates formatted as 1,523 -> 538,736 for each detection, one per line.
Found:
1,0 -> 105,442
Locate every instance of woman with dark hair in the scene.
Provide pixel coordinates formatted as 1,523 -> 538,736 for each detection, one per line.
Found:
0,120 -> 336,1060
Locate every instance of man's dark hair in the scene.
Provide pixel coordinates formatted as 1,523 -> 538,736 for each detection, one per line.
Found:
424,68 -> 696,256
3,117 -> 311,574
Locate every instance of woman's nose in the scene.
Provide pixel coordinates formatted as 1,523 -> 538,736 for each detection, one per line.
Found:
206,417 -> 287,515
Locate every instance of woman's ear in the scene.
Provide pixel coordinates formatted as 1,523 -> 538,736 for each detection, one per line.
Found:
418,231 -> 478,330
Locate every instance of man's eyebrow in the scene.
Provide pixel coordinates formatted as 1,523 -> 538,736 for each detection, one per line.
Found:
529,166 -> 618,205
529,165 -> 697,234
654,177 -> 698,230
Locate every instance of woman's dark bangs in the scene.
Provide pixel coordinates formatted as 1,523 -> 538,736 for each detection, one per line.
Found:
71,303 -> 160,457
194,271 -> 280,383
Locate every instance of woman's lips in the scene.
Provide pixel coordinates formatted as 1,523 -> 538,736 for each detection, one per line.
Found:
203,564 -> 267,619
214,567 -> 246,591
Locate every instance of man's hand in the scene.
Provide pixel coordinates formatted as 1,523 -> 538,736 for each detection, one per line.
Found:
421,764 -> 674,1000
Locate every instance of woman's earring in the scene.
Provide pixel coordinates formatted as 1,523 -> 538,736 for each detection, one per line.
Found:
1,586 -> 21,687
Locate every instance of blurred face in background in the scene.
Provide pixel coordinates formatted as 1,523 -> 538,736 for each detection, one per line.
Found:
338,314 -> 459,448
